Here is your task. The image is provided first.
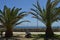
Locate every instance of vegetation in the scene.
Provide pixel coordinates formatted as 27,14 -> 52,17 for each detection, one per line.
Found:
0,5 -> 29,37
32,34 -> 60,38
32,34 -> 60,40
30,0 -> 60,38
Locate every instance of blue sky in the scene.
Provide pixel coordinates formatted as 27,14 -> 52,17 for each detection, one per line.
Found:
0,0 -> 60,27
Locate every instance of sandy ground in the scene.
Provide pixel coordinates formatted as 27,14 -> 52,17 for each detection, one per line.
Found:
2,32 -> 60,40
3,32 -> 60,36
13,32 -> 60,35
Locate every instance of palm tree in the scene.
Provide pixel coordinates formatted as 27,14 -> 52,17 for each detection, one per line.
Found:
30,0 -> 60,38
0,5 -> 29,37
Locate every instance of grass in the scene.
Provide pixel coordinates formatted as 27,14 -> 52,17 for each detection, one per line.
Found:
54,34 -> 60,38
32,34 -> 60,38
32,34 -> 60,40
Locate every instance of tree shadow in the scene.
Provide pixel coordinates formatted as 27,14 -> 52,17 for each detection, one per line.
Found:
0,35 -> 21,40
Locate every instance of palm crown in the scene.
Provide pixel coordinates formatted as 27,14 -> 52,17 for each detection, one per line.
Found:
0,5 -> 29,28
30,0 -> 60,25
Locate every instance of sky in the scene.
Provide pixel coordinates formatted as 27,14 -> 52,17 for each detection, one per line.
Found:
0,0 -> 60,27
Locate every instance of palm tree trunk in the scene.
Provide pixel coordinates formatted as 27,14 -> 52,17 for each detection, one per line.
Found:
45,24 -> 54,39
5,27 -> 13,37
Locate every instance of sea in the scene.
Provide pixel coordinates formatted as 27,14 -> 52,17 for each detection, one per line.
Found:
14,26 -> 60,29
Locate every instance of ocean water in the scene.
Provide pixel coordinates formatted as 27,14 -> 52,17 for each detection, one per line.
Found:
14,26 -> 60,29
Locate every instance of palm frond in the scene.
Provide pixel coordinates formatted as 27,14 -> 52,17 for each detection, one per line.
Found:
37,1 -> 42,13
29,12 -> 38,17
18,11 -> 27,16
15,20 -> 30,25
11,8 -> 22,17
0,18 -> 5,24
51,17 -> 59,23
32,16 -> 46,24
46,0 -> 51,9
0,10 -> 2,14
52,7 -> 60,20
3,5 -> 8,16
31,8 -> 41,15
10,13 -> 28,25
51,0 -> 60,9
32,1 -> 42,13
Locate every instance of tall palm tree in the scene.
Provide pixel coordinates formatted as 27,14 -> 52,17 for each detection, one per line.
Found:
30,0 -> 60,38
0,5 -> 29,37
